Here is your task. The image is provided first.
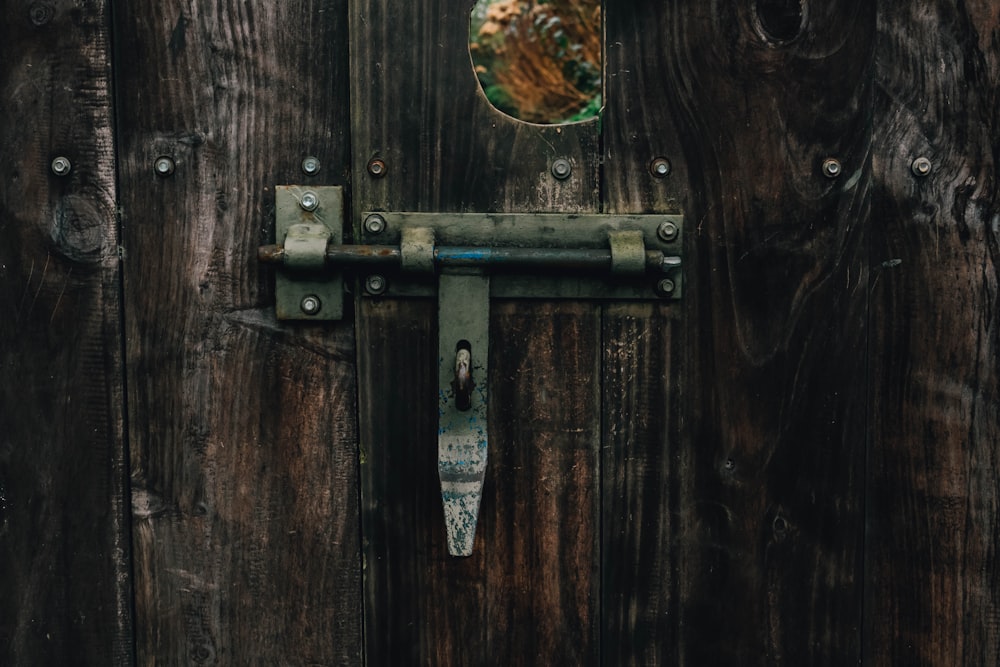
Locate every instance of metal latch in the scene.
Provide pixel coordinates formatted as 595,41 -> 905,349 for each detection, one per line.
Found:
259,188 -> 683,555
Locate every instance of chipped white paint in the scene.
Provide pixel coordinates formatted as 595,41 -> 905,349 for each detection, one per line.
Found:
438,274 -> 490,557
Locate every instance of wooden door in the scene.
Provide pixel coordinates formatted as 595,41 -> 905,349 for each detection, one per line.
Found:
354,1 -> 870,664
2,1 -> 1000,665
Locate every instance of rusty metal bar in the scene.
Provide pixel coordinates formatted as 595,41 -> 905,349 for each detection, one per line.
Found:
258,243 -> 672,273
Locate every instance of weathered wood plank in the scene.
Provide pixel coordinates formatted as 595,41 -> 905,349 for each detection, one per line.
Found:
350,1 -> 601,663
113,1 -> 361,663
484,301 -> 601,665
0,0 -> 132,663
868,3 -> 1000,664
602,2 -> 873,663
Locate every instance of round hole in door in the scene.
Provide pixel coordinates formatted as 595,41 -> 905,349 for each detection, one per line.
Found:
754,0 -> 805,43
470,0 -> 602,124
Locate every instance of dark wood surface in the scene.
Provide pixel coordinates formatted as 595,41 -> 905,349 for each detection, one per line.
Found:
112,1 -> 361,663
601,2 -> 873,664
3,1 -> 999,664
0,1 -> 133,664
350,1 -> 601,663
868,1 -> 1000,664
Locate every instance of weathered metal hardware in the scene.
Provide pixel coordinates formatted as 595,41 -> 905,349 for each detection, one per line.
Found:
260,199 -> 684,555
260,210 -> 684,318
301,156 -> 321,175
822,157 -> 842,178
269,185 -> 344,320
551,158 -> 572,180
911,156 -> 932,177
51,156 -> 72,176
154,156 -> 175,177
650,157 -> 671,177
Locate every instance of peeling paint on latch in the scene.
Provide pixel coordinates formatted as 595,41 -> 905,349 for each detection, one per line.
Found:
438,274 -> 490,557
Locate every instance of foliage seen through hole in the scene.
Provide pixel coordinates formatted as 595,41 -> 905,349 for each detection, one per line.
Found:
471,0 -> 602,124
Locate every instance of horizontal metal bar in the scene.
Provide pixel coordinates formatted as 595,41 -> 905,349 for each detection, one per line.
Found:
258,244 -> 676,274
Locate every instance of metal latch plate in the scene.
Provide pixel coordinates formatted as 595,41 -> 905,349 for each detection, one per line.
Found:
359,212 -> 683,301
275,186 -> 343,320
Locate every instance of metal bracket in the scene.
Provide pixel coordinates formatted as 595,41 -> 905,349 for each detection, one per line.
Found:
272,186 -> 343,320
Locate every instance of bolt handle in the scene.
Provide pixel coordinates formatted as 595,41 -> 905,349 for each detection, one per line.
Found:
452,347 -> 473,412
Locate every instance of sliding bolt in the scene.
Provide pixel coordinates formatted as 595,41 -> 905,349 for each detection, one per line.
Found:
821,158 -> 842,178
911,156 -> 932,177
365,275 -> 387,295
367,158 -> 387,177
301,156 -> 321,176
650,157 -> 671,178
154,156 -> 175,177
364,214 -> 386,235
551,158 -> 572,180
300,295 -> 322,316
299,191 -> 319,211
50,156 -> 72,176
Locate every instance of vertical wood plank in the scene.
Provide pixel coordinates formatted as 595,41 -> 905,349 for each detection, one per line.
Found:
113,1 -> 361,663
350,1 -> 601,663
602,2 -> 873,663
868,3 -> 1000,664
484,302 -> 601,665
0,0 -> 133,663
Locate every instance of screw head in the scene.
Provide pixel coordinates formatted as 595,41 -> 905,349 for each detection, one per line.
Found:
50,156 -> 71,176
911,156 -> 932,177
300,295 -> 322,316
367,158 -> 387,177
650,157 -> 671,178
364,214 -> 387,235
301,156 -> 321,176
821,158 -> 842,178
551,158 -> 572,180
29,2 -> 54,26
656,278 -> 676,296
657,221 -> 679,243
299,191 -> 319,211
365,275 -> 387,295
154,156 -> 175,177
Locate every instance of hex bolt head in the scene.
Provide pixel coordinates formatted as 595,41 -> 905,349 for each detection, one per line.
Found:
911,156 -> 932,177
301,156 -> 321,176
154,156 -> 175,177
50,156 -> 72,176
365,275 -> 387,295
299,191 -> 319,211
300,295 -> 322,316
364,214 -> 387,235
657,221 -> 680,243
551,158 -> 572,180
656,278 -> 676,296
821,158 -> 842,178
367,158 -> 387,177
650,157 -> 671,178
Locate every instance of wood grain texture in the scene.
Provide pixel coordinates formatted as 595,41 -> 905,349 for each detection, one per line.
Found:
868,2 -> 1000,664
113,1 -> 361,663
350,1 -> 601,663
484,302 -> 601,665
602,2 -> 873,663
0,1 -> 133,664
